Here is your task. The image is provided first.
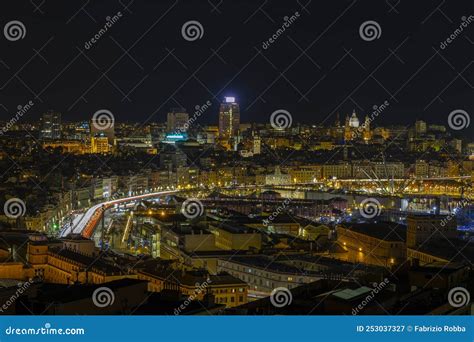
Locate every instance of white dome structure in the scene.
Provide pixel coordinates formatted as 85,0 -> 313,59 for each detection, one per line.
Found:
349,110 -> 359,128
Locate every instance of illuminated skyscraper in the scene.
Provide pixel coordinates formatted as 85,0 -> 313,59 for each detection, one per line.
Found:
218,97 -> 240,139
39,111 -> 61,140
415,120 -> 427,136
253,134 -> 261,155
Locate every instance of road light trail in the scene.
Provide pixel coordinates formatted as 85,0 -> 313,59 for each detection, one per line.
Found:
59,190 -> 178,238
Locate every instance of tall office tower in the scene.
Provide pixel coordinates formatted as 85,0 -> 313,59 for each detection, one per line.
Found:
39,111 -> 62,140
167,108 -> 189,132
253,134 -> 261,155
218,97 -> 240,139
415,120 -> 427,136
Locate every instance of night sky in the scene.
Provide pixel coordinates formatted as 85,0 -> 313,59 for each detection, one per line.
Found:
0,0 -> 473,134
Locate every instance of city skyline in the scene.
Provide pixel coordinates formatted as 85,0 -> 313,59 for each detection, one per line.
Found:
2,100 -> 472,141
0,0 -> 472,323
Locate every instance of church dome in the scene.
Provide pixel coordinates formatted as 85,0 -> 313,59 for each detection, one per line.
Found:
349,111 -> 359,128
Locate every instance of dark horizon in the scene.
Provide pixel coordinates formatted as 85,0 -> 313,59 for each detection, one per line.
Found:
0,0 -> 472,135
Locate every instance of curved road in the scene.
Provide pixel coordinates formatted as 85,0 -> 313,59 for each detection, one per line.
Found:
59,190 -> 178,238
